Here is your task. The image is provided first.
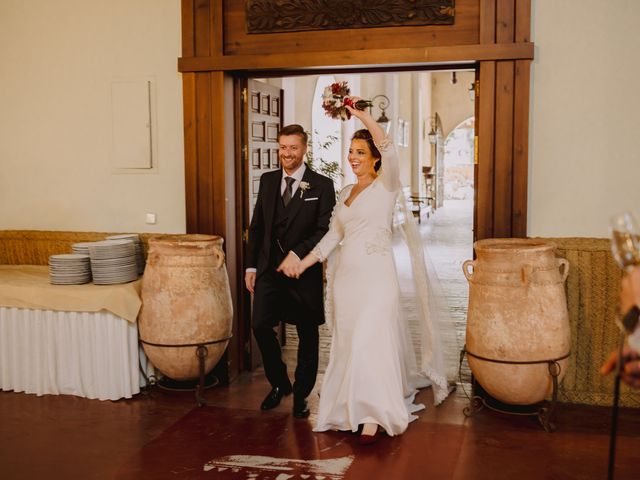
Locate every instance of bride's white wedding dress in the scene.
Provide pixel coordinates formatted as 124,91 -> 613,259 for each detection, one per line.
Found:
311,139 -> 452,436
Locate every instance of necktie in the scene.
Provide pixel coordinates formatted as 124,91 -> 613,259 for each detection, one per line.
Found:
283,176 -> 295,207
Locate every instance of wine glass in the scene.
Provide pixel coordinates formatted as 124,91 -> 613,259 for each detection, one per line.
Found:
608,212 -> 640,480
610,211 -> 640,333
610,211 -> 640,273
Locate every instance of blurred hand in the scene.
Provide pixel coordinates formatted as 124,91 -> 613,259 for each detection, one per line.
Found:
601,345 -> 640,388
276,251 -> 302,279
290,261 -> 306,279
345,97 -> 368,121
245,271 -> 256,293
620,267 -> 640,315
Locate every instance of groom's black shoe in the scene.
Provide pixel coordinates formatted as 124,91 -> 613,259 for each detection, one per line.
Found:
293,395 -> 310,418
261,386 -> 292,410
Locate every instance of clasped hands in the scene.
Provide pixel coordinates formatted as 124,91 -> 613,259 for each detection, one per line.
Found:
276,251 -> 305,279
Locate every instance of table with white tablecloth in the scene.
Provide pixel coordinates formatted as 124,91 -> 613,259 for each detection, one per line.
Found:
0,265 -> 152,400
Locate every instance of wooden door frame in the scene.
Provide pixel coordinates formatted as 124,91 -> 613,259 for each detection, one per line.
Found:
179,0 -> 533,373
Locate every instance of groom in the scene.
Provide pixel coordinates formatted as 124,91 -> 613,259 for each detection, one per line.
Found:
245,124 -> 336,418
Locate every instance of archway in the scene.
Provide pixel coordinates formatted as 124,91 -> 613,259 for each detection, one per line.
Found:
443,116 -> 475,201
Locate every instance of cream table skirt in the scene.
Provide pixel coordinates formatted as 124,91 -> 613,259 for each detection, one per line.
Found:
0,306 -> 150,400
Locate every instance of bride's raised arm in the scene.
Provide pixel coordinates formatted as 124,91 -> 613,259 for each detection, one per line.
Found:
345,102 -> 401,192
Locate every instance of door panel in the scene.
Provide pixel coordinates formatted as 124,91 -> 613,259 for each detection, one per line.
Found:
248,80 -> 282,214
243,79 -> 283,369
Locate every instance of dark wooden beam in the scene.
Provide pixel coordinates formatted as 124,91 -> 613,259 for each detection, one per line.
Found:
194,0 -> 211,57
182,74 -> 198,233
178,43 -> 534,72
210,71 -> 226,237
480,0 -> 497,44
238,63 -> 477,79
512,0 -> 532,237
493,60 -> 514,238
181,0 -> 195,57
477,61 -> 496,241
512,59 -> 530,238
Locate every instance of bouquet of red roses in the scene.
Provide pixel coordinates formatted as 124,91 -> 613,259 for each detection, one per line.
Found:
321,81 -> 372,121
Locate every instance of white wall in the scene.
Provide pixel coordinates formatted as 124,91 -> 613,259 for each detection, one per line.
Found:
0,0 -> 185,233
529,0 -> 640,237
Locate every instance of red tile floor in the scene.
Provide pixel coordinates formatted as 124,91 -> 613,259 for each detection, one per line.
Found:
1,374 -> 639,479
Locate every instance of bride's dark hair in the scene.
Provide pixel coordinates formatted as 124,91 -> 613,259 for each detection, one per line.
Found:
352,129 -> 382,172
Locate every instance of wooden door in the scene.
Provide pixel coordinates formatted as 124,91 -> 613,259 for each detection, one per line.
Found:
241,79 -> 283,369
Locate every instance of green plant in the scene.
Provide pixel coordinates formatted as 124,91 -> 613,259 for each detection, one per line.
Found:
305,130 -> 342,182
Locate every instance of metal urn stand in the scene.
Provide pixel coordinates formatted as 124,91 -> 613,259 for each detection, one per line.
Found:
460,345 -> 570,432
139,334 -> 232,406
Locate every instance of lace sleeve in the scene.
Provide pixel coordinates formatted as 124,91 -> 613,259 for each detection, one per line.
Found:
311,186 -> 350,261
375,137 -> 401,192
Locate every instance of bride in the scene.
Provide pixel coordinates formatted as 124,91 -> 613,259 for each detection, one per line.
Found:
280,102 -> 453,444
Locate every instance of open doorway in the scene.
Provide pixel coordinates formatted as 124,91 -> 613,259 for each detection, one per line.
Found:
181,0 -> 533,380
243,69 -> 475,376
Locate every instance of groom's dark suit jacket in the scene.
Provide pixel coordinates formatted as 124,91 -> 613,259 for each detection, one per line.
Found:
247,166 -> 336,327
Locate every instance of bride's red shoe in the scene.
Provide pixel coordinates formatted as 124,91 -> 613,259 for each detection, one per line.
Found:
358,424 -> 379,445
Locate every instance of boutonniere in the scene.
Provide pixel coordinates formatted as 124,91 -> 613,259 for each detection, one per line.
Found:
299,181 -> 311,198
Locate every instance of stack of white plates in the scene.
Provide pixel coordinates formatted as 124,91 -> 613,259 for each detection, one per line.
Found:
49,254 -> 92,285
88,239 -> 138,285
106,234 -> 145,275
71,242 -> 95,256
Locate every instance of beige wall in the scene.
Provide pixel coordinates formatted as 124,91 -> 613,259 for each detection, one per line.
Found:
529,0 -> 640,237
412,72 -> 435,195
4,1 -> 632,239
431,71 -> 475,139
0,0 -> 185,233
396,73 -> 413,187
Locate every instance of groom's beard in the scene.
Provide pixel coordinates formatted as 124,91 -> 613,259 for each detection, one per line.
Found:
280,153 -> 304,173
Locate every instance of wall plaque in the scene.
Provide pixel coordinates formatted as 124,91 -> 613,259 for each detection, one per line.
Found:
246,0 -> 455,34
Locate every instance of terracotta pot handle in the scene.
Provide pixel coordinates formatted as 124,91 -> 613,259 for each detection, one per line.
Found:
521,264 -> 534,285
558,258 -> 570,283
463,260 -> 475,281
213,249 -> 225,269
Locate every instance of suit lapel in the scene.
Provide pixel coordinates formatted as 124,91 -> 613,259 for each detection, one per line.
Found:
284,168 -> 313,232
